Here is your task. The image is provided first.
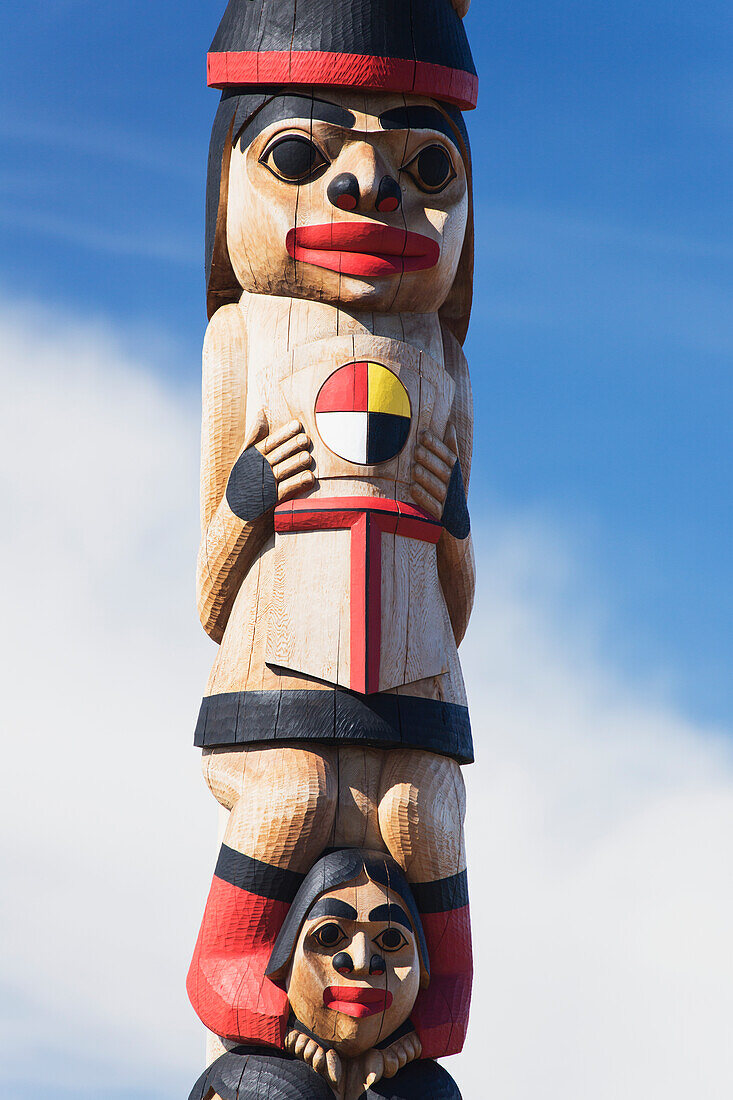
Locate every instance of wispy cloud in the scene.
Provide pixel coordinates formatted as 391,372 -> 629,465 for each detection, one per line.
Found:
0,207 -> 198,264
1,299 -> 731,1099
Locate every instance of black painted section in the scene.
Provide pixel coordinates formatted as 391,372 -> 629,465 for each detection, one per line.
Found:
327,171 -> 360,210
209,0 -> 476,80
366,412 -> 411,465
239,94 -> 356,149
441,459 -> 470,540
188,1046 -> 334,1100
267,849 -> 429,983
410,869 -> 469,914
194,688 -> 474,764
189,1045 -> 461,1100
363,1059 -> 462,1099
380,104 -> 467,152
214,844 -> 305,902
225,445 -> 278,521
308,897 -> 358,921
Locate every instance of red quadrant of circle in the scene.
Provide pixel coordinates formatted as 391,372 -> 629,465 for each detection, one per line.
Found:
316,362 -> 369,413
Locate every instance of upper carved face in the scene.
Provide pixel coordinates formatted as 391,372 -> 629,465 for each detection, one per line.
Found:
225,89 -> 469,314
285,872 -> 423,1057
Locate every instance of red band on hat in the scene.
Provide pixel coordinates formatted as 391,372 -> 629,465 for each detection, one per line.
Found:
207,51 -> 478,110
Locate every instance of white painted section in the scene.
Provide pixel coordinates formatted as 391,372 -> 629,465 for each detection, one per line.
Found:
315,410 -> 368,464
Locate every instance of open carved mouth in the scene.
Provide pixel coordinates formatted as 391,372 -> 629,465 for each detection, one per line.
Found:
323,985 -> 394,1018
286,223 -> 440,277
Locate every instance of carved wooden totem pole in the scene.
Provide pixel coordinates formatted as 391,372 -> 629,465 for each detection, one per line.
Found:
187,2 -> 478,1097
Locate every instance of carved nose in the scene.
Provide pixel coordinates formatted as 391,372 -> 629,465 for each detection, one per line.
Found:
327,173 -> 360,211
333,951 -> 354,975
376,176 -> 401,213
369,954 -> 386,976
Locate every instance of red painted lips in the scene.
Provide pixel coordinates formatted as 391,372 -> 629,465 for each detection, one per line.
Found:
286,223 -> 440,277
323,985 -> 394,1018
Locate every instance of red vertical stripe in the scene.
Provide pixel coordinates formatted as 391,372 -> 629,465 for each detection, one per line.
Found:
349,514 -> 368,695
366,514 -> 383,694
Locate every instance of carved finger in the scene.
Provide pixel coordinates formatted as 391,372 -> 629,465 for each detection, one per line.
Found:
266,432 -> 311,468
421,429 -> 455,466
303,1038 -> 320,1064
311,1045 -> 327,1075
383,1049 -> 402,1078
415,444 -> 452,483
392,1041 -> 410,1070
362,1050 -> 384,1091
325,1049 -> 342,1088
414,463 -> 448,502
404,1033 -> 422,1061
410,482 -> 443,519
262,418 -> 303,455
293,1031 -> 310,1058
273,449 -> 313,483
284,1030 -> 300,1054
277,468 -> 316,502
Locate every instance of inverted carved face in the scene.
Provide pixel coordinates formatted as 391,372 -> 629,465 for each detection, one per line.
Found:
285,872 -> 422,1057
225,89 -> 469,314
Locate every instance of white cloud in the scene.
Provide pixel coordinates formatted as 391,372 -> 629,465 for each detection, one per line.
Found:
0,301 -> 731,1099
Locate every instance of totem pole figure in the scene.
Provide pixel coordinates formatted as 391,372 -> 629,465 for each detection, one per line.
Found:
187,1 -> 478,1096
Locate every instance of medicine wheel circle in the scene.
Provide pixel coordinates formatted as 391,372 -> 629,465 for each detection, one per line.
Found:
314,361 -> 412,466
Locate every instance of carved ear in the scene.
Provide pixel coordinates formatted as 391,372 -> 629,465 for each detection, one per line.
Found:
451,0 -> 470,16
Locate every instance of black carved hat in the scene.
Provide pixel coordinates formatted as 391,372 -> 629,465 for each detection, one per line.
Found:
208,0 -> 478,110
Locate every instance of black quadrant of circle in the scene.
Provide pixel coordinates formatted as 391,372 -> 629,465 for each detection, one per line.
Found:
365,412 -> 411,465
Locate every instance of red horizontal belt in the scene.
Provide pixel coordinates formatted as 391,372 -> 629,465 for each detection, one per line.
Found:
274,497 -> 441,695
207,52 -> 479,111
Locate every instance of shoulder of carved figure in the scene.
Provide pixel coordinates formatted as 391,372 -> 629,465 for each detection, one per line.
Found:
451,0 -> 471,16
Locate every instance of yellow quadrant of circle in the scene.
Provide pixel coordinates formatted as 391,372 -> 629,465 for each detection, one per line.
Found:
367,362 -> 411,418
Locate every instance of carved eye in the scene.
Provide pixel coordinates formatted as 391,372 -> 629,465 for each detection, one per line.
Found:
260,135 -> 328,183
373,927 -> 408,952
403,144 -> 456,194
313,922 -> 346,949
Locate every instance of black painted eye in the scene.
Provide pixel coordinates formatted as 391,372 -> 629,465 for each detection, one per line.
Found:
403,144 -> 456,194
313,922 -> 346,949
374,927 -> 408,952
261,136 -> 328,183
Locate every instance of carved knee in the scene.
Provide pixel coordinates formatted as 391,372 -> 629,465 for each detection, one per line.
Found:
378,752 -> 466,881
221,746 -> 338,871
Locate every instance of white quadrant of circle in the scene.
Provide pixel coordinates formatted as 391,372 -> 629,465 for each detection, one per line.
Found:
315,411 -> 369,464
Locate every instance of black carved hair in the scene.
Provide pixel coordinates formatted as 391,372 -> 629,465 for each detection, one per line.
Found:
265,848 -> 430,988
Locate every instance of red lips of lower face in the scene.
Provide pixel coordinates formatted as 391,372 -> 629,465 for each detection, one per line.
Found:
323,985 -> 394,1019
286,223 -> 440,278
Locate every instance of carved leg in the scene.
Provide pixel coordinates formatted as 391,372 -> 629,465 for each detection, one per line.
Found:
377,750 -> 472,1060
187,745 -> 337,1047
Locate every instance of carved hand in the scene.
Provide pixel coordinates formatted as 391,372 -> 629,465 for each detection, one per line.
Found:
411,425 -> 459,519
341,1031 -> 422,1099
285,1025 -> 343,1090
259,417 -> 316,502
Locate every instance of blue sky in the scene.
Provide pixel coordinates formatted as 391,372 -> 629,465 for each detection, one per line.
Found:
2,0 -> 730,724
2,5 -> 733,1100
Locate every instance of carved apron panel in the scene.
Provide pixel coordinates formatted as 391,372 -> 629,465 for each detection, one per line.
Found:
264,335 -> 455,694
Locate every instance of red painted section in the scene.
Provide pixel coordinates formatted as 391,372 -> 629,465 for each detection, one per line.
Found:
285,223 -> 440,278
187,875 -> 290,1046
350,513 -> 369,695
274,497 -> 440,693
315,361 -> 369,413
411,904 -> 473,1059
207,51 -> 479,110
366,514 -> 383,694
323,985 -> 394,1018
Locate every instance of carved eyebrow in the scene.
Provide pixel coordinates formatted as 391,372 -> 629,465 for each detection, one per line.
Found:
238,94 -> 356,147
379,106 -> 461,151
367,904 -> 412,930
308,898 -> 358,921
